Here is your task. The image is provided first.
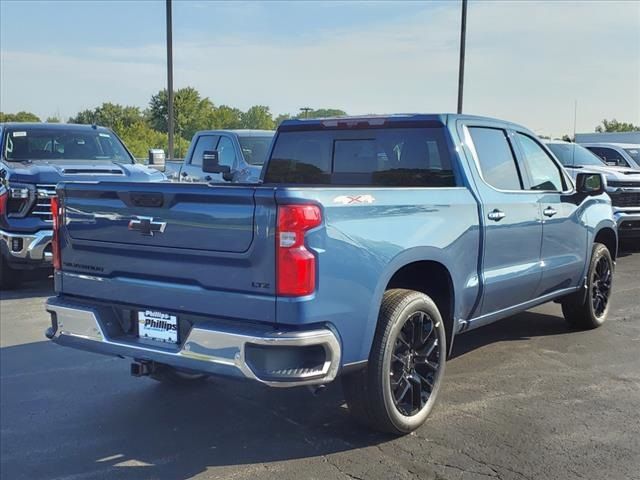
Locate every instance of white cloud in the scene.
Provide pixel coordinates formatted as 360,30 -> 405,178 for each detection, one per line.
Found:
1,1 -> 638,135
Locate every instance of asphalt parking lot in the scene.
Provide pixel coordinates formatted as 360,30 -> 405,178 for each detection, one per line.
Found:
1,244 -> 639,480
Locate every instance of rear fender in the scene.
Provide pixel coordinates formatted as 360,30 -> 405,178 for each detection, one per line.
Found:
358,247 -> 459,362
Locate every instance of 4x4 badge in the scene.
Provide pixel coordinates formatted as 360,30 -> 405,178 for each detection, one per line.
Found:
128,216 -> 167,236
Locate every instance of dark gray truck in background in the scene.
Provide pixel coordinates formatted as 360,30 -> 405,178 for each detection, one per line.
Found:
165,130 -> 274,183
0,122 -> 165,289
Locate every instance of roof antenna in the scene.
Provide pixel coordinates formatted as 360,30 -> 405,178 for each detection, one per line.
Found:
571,99 -> 577,165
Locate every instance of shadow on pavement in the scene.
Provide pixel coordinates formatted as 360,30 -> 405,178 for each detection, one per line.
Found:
617,239 -> 639,258
450,310 -> 573,359
1,308 -> 585,480
0,275 -> 53,301
0,340 -> 390,480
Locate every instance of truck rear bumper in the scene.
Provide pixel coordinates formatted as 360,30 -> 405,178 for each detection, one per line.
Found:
0,229 -> 52,268
45,297 -> 341,387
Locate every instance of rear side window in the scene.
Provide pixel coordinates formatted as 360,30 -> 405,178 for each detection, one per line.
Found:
264,127 -> 455,186
468,127 -> 522,191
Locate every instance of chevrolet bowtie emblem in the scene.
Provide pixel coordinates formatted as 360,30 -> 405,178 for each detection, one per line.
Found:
128,216 -> 167,236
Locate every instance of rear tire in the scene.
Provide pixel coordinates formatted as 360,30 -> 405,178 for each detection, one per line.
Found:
150,364 -> 209,386
343,289 -> 446,435
0,258 -> 22,290
561,243 -> 614,329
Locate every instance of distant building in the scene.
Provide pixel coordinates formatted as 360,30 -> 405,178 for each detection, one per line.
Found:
575,131 -> 640,144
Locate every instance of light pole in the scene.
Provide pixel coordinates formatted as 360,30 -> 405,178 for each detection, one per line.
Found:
166,0 -> 175,158
457,0 -> 468,114
299,107 -> 312,119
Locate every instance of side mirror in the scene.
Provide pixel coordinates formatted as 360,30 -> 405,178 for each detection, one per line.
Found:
576,172 -> 605,195
202,150 -> 233,181
148,149 -> 166,172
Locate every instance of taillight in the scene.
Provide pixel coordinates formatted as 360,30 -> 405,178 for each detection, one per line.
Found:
51,196 -> 62,270
0,190 -> 7,216
276,204 -> 322,296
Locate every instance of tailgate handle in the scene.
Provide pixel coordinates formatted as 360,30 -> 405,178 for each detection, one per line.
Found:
130,192 -> 164,208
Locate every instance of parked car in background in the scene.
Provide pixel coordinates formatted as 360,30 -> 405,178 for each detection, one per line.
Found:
546,140 -> 640,239
165,130 -> 275,183
46,114 -> 617,434
580,143 -> 640,169
0,123 -> 166,289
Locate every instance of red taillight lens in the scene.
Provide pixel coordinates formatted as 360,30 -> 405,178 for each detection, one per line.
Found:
0,190 -> 7,216
276,204 -> 322,296
51,196 -> 62,270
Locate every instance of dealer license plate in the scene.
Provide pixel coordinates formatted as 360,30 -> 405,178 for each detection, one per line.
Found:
138,310 -> 178,344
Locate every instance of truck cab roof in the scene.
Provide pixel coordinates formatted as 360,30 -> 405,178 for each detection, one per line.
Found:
0,122 -> 112,132
278,113 -> 531,133
192,129 -> 274,137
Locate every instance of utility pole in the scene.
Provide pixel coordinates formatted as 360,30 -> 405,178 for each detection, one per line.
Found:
299,107 -> 312,119
573,99 -> 578,141
166,0 -> 175,158
457,0 -> 468,114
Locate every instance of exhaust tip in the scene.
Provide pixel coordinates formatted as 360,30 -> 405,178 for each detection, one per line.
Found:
130,361 -> 152,377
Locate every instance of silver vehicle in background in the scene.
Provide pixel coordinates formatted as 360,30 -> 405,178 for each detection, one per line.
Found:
546,140 -> 640,239
579,143 -> 640,169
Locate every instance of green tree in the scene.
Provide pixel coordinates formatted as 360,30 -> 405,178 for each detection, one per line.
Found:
207,105 -> 243,129
595,119 -> 640,133
45,116 -> 62,123
300,108 -> 347,119
119,121 -> 168,160
240,105 -> 275,130
148,87 -> 216,142
0,111 -> 41,122
69,102 -> 142,132
69,103 -> 167,159
274,113 -> 291,126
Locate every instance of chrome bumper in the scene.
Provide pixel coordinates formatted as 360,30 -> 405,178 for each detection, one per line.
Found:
46,300 -> 341,387
0,229 -> 52,262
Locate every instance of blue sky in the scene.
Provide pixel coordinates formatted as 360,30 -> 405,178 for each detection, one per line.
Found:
1,0 -> 639,136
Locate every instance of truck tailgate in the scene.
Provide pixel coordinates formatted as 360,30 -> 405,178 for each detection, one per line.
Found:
57,182 -> 277,323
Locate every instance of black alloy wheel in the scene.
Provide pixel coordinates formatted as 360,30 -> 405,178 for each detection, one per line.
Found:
591,255 -> 612,319
390,311 -> 441,416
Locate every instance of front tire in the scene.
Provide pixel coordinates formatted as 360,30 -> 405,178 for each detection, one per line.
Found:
343,289 -> 446,435
561,243 -> 614,329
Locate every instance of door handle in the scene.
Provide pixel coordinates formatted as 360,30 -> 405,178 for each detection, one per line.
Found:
487,209 -> 506,221
543,207 -> 558,217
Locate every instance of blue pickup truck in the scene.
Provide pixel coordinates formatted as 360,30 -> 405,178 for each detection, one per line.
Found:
0,123 -> 165,289
45,114 -> 617,434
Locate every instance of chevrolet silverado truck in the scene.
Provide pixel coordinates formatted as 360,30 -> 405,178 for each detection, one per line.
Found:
546,140 -> 640,239
45,114 -> 617,434
0,123 -> 165,289
165,130 -> 274,183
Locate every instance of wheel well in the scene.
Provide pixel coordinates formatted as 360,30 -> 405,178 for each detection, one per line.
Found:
594,228 -> 617,260
386,261 -> 455,355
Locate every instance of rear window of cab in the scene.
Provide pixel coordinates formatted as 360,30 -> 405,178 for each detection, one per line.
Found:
264,127 -> 455,187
